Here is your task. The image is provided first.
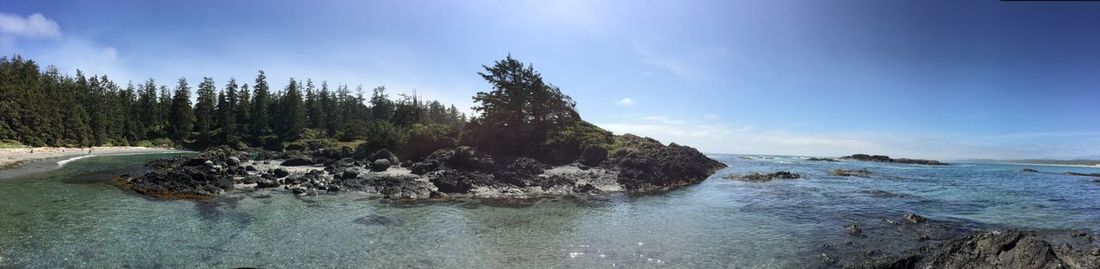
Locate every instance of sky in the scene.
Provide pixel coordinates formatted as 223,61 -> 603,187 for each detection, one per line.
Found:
2,0 -> 1100,160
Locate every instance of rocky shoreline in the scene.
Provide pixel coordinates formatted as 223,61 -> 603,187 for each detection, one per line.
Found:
828,213 -> 1100,269
118,134 -> 727,200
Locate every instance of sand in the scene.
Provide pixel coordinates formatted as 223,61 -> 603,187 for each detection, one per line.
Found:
0,146 -> 190,179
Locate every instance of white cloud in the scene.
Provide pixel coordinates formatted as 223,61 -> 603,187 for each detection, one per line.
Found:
616,98 -> 635,106
0,13 -> 61,39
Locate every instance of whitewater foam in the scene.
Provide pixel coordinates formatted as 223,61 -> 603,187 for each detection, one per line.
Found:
56,155 -> 96,167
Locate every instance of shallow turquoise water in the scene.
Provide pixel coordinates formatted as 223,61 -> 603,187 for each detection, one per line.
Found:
1,154 -> 1098,268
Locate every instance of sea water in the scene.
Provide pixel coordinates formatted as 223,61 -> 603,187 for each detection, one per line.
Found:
1,154 -> 1098,268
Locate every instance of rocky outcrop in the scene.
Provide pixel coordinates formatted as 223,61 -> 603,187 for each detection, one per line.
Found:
807,157 -> 840,162
121,134 -> 726,200
605,134 -> 727,192
724,171 -> 801,182
118,146 -> 250,200
828,214 -> 1100,269
842,154 -> 947,165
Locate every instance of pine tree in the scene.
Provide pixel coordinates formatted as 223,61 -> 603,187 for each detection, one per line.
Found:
251,70 -> 271,140
169,78 -> 194,141
194,77 -> 217,145
280,78 -> 307,141
221,78 -> 240,144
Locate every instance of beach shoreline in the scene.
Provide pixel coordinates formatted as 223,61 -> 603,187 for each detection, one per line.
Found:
0,146 -> 191,179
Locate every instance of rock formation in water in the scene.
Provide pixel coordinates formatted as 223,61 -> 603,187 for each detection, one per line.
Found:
724,171 -> 801,182
841,154 -> 947,165
119,134 -> 727,200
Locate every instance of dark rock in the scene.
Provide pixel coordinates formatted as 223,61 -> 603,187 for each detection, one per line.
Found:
290,186 -> 309,195
925,230 -> 1064,268
605,134 -> 727,192
830,169 -> 873,177
494,157 -> 549,187
429,169 -> 494,193
409,161 -> 439,175
579,146 -> 608,166
371,159 -> 392,172
256,179 -> 279,188
282,157 -> 315,166
226,157 -> 241,166
1022,168 -> 1040,173
841,154 -> 946,165
370,149 -> 399,165
245,165 -> 258,172
341,168 -> 359,179
724,171 -> 801,182
847,224 -> 862,236
273,168 -> 290,178
1065,172 -> 1100,177
807,157 -> 839,162
425,146 -> 496,172
903,212 -> 927,224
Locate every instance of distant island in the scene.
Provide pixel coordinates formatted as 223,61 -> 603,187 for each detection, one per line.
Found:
841,154 -> 947,165
962,158 -> 1100,167
0,55 -> 725,199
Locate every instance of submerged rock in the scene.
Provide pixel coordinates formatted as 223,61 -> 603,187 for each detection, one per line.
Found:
353,214 -> 401,226
807,157 -> 840,162
1022,168 -> 1040,173
903,212 -> 927,224
830,169 -> 873,177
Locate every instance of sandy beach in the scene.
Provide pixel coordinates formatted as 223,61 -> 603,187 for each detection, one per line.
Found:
0,146 -> 191,179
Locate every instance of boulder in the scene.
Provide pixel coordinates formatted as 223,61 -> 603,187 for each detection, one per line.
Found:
847,224 -> 862,236
256,179 -> 279,188
371,159 -> 392,172
282,157 -> 315,166
1022,168 -> 1040,173
273,168 -> 290,178
579,146 -> 608,166
226,157 -> 241,166
342,168 -> 359,179
903,212 -> 927,224
409,161 -> 439,175
370,149 -> 399,165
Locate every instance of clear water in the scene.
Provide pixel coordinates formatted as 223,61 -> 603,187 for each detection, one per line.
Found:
1,154 -> 1099,268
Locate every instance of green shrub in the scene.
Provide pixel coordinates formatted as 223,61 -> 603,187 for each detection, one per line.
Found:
353,120 -> 407,157
540,121 -> 614,164
0,139 -> 26,148
398,123 -> 459,161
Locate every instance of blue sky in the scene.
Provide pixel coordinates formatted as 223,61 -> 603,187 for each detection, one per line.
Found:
3,0 -> 1100,160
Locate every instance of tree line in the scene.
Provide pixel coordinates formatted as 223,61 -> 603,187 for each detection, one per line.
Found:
0,55 -> 465,150
1,54 -> 615,164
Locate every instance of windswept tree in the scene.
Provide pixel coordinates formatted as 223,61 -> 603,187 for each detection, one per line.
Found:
471,55 -> 579,155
